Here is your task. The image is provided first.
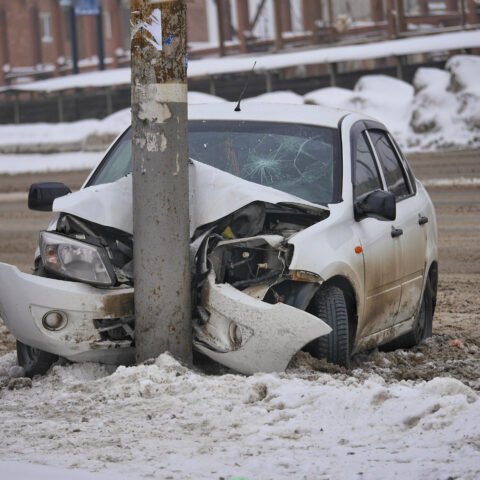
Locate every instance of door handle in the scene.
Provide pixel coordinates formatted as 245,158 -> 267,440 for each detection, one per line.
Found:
418,215 -> 429,225
391,227 -> 403,238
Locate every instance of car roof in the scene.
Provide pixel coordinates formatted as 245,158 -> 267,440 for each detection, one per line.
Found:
188,102 -> 351,129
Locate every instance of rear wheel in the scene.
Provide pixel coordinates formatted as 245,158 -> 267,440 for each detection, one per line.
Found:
16,340 -> 58,378
307,286 -> 351,367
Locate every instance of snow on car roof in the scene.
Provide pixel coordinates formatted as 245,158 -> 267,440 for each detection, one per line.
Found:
188,102 -> 349,129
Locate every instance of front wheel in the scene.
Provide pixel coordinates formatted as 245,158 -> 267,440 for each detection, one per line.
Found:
307,286 -> 351,367
16,340 -> 58,378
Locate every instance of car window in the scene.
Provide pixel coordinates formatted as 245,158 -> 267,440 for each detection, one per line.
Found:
368,130 -> 410,198
88,128 -> 132,186
88,121 -> 341,206
389,133 -> 417,195
353,132 -> 382,198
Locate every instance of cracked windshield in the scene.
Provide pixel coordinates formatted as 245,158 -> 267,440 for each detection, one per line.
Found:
190,121 -> 340,205
90,121 -> 340,205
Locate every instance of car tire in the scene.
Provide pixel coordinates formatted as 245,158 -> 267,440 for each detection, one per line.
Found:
16,340 -> 58,378
389,278 -> 433,350
15,260 -> 59,378
308,286 -> 351,367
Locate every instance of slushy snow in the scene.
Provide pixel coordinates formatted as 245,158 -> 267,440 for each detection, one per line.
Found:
0,352 -> 478,480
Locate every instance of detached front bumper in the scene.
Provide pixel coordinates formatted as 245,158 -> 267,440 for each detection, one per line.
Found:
194,273 -> 332,374
0,263 -> 135,364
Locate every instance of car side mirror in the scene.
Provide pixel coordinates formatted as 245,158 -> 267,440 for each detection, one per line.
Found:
28,182 -> 72,212
354,189 -> 396,222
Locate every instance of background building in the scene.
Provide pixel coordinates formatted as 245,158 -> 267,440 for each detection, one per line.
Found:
1,0 -> 479,87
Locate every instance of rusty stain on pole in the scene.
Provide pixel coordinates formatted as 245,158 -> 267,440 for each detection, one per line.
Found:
131,0 -> 191,365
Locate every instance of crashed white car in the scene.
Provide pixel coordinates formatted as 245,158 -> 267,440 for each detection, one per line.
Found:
0,103 -> 438,376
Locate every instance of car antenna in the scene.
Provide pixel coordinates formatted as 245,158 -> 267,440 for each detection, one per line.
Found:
235,61 -> 256,112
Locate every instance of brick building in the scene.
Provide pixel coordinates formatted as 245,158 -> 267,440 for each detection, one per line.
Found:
0,0 -> 479,86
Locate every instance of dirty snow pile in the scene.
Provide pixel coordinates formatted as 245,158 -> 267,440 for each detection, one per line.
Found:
304,54 -> 480,151
305,76 -> 414,139
408,55 -> 480,150
0,352 -> 479,480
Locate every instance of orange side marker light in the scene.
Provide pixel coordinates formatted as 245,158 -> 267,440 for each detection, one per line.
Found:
354,246 -> 363,254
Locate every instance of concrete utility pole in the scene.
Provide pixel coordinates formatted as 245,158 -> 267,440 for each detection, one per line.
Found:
131,0 -> 191,365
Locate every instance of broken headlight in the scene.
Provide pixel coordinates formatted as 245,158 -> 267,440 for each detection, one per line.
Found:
40,231 -> 116,287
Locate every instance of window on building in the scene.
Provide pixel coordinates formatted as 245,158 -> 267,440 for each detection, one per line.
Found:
104,11 -> 112,40
40,12 -> 53,43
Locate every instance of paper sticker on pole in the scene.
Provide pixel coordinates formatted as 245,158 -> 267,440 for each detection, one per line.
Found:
132,8 -> 163,51
131,0 -> 187,85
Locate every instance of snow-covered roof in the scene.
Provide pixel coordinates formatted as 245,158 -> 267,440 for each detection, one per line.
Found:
2,30 -> 479,93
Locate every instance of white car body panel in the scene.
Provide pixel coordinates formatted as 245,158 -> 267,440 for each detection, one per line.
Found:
188,102 -> 346,129
194,273 -> 331,375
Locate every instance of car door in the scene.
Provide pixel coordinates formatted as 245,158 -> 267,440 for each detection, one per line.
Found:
368,129 -> 427,324
351,129 -> 402,338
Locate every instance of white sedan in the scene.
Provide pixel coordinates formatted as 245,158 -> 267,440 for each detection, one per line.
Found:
0,103 -> 438,376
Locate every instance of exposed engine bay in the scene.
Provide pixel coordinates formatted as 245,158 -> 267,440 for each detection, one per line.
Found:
39,200 -> 330,373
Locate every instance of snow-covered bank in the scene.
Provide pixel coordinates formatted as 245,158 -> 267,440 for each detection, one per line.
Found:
305,55 -> 480,151
0,152 -> 101,174
0,92 -> 225,154
0,352 -> 478,480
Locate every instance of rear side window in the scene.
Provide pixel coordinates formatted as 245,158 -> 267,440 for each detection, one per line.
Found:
369,130 -> 410,198
353,133 -> 382,198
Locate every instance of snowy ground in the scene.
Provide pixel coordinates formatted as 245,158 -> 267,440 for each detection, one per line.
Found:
0,350 -> 478,480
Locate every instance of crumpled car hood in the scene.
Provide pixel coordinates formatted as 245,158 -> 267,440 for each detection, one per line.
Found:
53,160 -> 329,236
